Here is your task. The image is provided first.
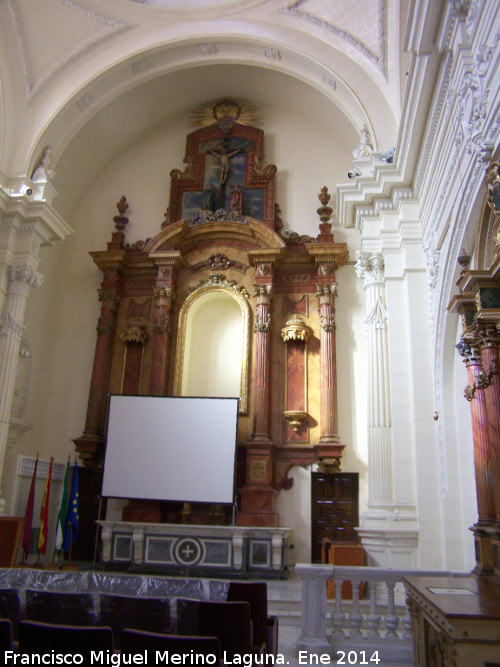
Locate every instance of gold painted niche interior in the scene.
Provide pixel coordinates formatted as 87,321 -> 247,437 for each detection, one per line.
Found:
173,283 -> 250,413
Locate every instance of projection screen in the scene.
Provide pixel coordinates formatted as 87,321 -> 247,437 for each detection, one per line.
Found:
102,395 -> 239,504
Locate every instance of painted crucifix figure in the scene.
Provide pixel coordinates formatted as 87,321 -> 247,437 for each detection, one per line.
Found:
208,142 -> 242,185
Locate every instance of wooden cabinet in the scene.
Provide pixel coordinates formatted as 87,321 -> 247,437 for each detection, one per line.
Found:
311,472 -> 359,563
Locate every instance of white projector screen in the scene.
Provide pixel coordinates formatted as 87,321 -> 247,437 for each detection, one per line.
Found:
102,395 -> 239,505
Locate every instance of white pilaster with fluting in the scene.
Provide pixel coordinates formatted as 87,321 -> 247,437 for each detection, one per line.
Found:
0,264 -> 43,513
0,174 -> 73,515
355,251 -> 393,512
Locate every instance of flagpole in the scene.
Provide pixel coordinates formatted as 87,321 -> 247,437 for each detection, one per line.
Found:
61,524 -> 77,571
17,453 -> 39,568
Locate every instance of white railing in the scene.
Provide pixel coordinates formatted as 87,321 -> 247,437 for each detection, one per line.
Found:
295,563 -> 463,665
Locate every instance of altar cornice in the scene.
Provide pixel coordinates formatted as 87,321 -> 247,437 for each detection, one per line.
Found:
144,217 -> 286,254
305,242 -> 349,268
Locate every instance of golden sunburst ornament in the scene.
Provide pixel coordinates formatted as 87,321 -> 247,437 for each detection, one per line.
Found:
190,97 -> 262,133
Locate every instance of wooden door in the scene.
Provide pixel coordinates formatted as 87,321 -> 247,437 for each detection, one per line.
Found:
311,472 -> 359,563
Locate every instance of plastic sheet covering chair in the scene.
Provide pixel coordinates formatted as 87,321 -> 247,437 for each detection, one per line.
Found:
25,589 -> 97,626
19,620 -> 113,656
0,589 -> 21,639
227,581 -> 278,656
177,599 -> 254,660
99,593 -> 170,649
121,629 -> 220,661
0,618 -> 13,651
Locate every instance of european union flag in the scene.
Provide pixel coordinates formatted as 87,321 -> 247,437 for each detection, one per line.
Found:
63,462 -> 79,553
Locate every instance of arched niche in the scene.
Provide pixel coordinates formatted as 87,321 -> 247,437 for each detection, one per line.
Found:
174,281 -> 250,413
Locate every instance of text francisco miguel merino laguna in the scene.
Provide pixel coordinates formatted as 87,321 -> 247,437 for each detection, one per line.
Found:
3,651 -> 313,665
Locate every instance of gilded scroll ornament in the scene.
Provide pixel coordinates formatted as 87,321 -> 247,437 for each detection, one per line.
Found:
485,161 -> 500,214
319,314 -> 335,332
317,457 -> 342,474
283,410 -> 308,432
254,312 -> 271,333
254,153 -> 278,177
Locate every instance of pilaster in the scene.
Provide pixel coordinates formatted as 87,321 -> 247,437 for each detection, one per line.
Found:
0,265 -> 43,514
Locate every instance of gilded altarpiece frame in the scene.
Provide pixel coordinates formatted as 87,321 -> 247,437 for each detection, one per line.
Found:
74,112 -> 349,529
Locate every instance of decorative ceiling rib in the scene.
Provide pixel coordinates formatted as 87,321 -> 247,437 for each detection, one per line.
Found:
281,0 -> 387,78
7,0 -> 130,103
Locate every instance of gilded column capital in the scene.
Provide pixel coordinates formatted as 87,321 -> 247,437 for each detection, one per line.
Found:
316,283 -> 337,306
153,286 -> 175,308
253,284 -> 273,305
97,288 -> 120,312
355,251 -> 385,287
477,323 -> 500,349
456,336 -> 482,364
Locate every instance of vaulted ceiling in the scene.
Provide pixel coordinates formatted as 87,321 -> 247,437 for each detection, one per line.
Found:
0,0 -> 411,215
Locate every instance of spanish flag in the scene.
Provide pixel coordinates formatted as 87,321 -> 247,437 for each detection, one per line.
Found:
38,457 -> 53,555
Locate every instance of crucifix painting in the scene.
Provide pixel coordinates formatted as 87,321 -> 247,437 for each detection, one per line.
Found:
167,98 -> 277,228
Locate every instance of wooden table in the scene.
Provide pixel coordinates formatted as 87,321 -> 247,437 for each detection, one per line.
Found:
404,574 -> 500,666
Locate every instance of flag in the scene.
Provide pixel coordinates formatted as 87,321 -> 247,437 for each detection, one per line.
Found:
38,457 -> 54,555
22,457 -> 38,558
63,463 -> 79,553
55,459 -> 70,553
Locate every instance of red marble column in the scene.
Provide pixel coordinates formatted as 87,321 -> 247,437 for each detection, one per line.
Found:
316,282 -> 340,445
236,280 -> 278,527
252,284 -> 273,441
477,325 -> 500,523
149,284 -> 175,396
74,279 -> 120,466
457,337 -> 496,525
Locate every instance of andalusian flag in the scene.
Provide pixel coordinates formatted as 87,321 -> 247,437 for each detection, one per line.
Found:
63,463 -> 79,552
55,459 -> 70,553
38,457 -> 54,555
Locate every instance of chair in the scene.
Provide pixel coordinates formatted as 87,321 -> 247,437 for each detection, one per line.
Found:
25,589 -> 97,626
0,589 -> 21,639
177,599 -> 255,660
226,581 -> 278,656
121,629 -> 220,660
19,620 -> 113,655
99,593 -> 170,649
0,619 -> 13,651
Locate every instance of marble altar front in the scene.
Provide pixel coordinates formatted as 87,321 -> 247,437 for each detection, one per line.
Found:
99,522 -> 292,579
